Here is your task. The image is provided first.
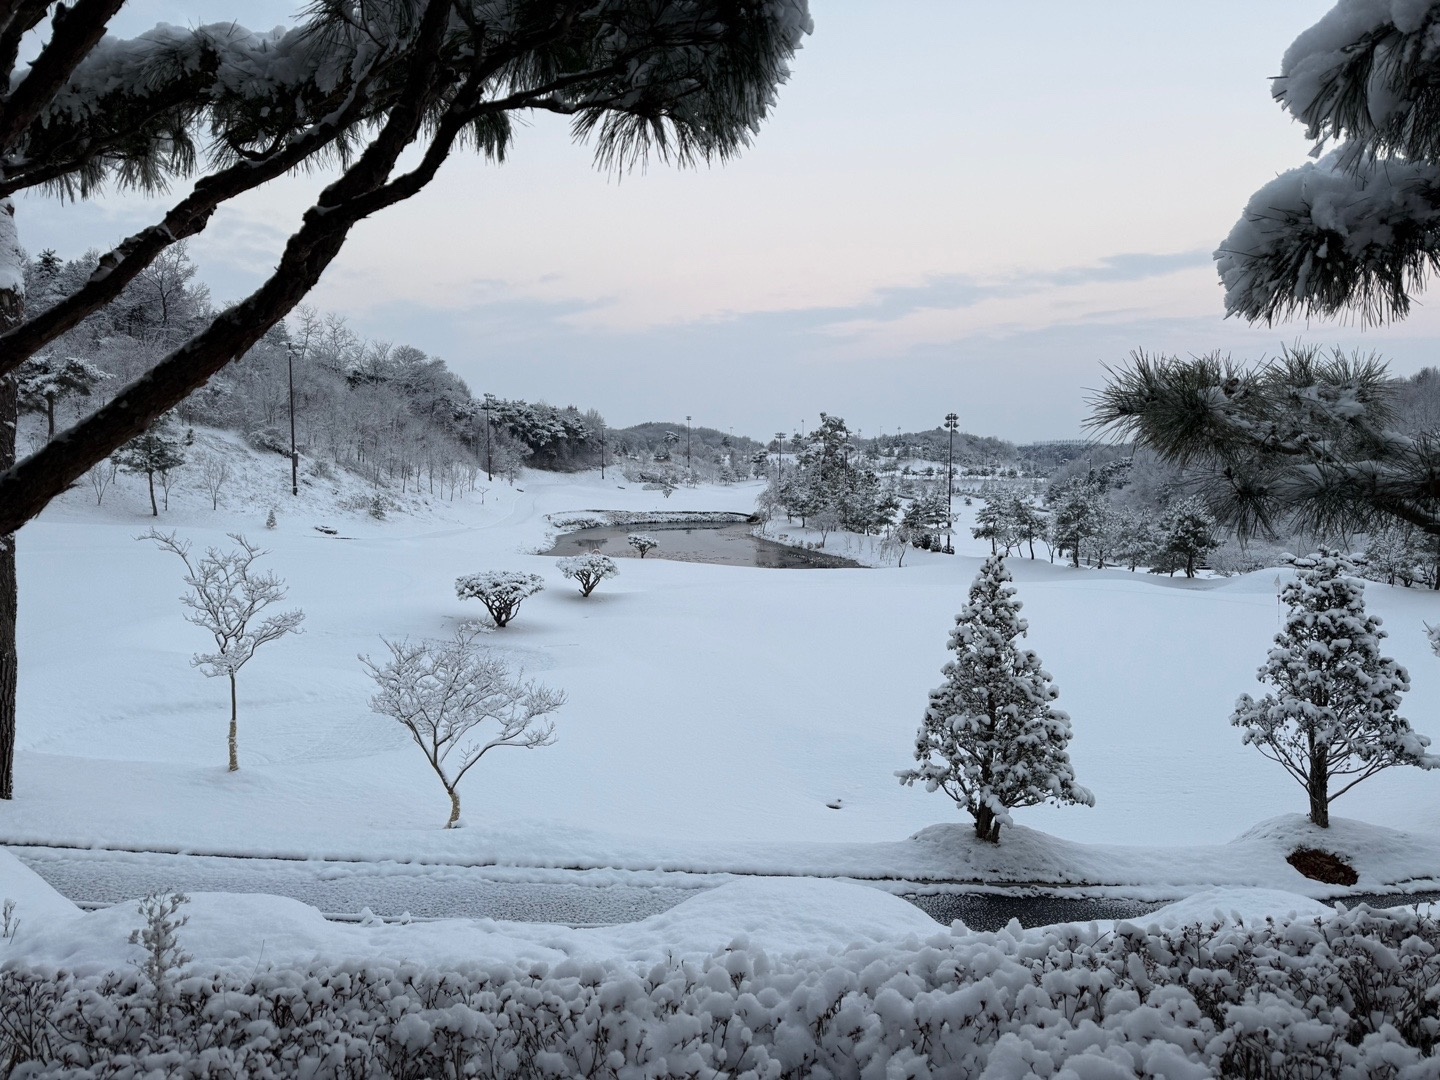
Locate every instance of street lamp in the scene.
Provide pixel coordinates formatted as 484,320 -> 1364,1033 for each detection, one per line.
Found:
598,419 -> 606,479
483,394 -> 495,481
285,341 -> 301,496
944,412 -> 960,553
685,415 -> 692,474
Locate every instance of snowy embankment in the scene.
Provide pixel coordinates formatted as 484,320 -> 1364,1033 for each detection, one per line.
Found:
6,435 -> 1440,903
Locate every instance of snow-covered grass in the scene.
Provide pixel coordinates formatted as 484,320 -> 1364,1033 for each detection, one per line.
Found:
8,439 -> 1440,900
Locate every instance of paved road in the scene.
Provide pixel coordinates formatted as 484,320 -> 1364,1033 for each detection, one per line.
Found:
14,847 -> 1440,931
14,848 -> 696,926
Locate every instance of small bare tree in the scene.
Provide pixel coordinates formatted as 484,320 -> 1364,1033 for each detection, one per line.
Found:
197,452 -> 231,510
361,629 -> 563,827
557,553 -> 619,597
86,457 -> 118,506
157,466 -> 182,512
141,530 -> 305,771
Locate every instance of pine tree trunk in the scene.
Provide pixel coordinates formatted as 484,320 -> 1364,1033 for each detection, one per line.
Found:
0,377 -> 16,801
227,672 -> 239,772
45,397 -> 55,439
1308,749 -> 1329,828
973,804 -> 1001,843
446,787 -> 461,828
147,470 -> 158,516
0,218 -> 22,800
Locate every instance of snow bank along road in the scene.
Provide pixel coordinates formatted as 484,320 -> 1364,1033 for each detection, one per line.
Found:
16,845 -> 1440,931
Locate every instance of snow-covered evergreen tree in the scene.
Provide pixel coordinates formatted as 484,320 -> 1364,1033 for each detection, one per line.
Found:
1363,524 -> 1429,588
1231,550 -> 1439,828
1154,496 -> 1221,578
16,355 -> 108,439
116,415 -> 187,517
898,556 -> 1094,843
1046,481 -> 1102,568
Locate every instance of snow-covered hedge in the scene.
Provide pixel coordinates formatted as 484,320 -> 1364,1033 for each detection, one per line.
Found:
5,905 -> 1440,1077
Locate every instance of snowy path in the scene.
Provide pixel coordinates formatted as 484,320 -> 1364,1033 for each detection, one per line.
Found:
13,847 -> 698,926
17,845 -> 1440,930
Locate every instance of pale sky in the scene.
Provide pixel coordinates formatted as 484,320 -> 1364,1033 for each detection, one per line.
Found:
20,0 -> 1440,443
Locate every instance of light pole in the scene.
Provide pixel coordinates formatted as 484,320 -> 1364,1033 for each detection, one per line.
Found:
685,415 -> 692,474
599,421 -> 606,479
944,412 -> 959,554
483,394 -> 495,481
775,431 -> 785,485
285,341 -> 300,496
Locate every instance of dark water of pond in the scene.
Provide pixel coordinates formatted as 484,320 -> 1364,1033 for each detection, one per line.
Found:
546,521 -> 861,569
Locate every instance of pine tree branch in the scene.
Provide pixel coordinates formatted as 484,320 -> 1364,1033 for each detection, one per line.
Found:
0,0 -> 125,149
0,52 -> 388,377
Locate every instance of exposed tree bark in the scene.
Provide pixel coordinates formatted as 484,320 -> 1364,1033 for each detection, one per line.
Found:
447,788 -> 461,829
0,208 -> 20,800
228,673 -> 238,773
973,803 -> 1001,844
1309,747 -> 1330,828
0,370 -> 16,803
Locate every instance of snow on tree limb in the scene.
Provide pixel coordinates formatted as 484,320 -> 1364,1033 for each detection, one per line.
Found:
1217,154 -> 1440,324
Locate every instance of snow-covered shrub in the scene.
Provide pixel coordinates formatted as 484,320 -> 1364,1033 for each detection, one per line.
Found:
627,534 -> 659,558
898,555 -> 1093,842
1232,550 -> 1439,828
128,893 -> 190,1024
6,905 -> 1440,1077
244,426 -> 290,456
455,571 -> 545,628
361,629 -> 563,827
557,553 -> 618,597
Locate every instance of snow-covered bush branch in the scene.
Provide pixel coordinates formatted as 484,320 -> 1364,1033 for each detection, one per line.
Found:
6,904 -> 1440,1076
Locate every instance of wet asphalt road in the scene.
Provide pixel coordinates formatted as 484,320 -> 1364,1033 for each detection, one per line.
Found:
14,847 -> 1440,931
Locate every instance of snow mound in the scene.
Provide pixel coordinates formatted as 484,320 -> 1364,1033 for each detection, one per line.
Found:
586,877 -> 937,960
1133,887 -> 1334,929
0,848 -> 81,950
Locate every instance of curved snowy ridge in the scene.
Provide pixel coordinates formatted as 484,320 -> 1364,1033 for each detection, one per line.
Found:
4,903 -> 1438,1077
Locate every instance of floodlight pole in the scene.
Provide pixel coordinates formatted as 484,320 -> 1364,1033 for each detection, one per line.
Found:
685,415 -> 692,474
286,342 -> 300,497
483,394 -> 494,481
944,412 -> 960,554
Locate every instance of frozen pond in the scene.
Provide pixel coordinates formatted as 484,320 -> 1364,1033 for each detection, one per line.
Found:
545,520 -> 862,569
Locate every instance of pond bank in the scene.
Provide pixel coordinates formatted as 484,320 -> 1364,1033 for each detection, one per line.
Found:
544,517 -> 863,569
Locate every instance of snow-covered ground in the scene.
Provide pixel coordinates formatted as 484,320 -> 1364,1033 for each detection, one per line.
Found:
6,434 -> 1440,963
